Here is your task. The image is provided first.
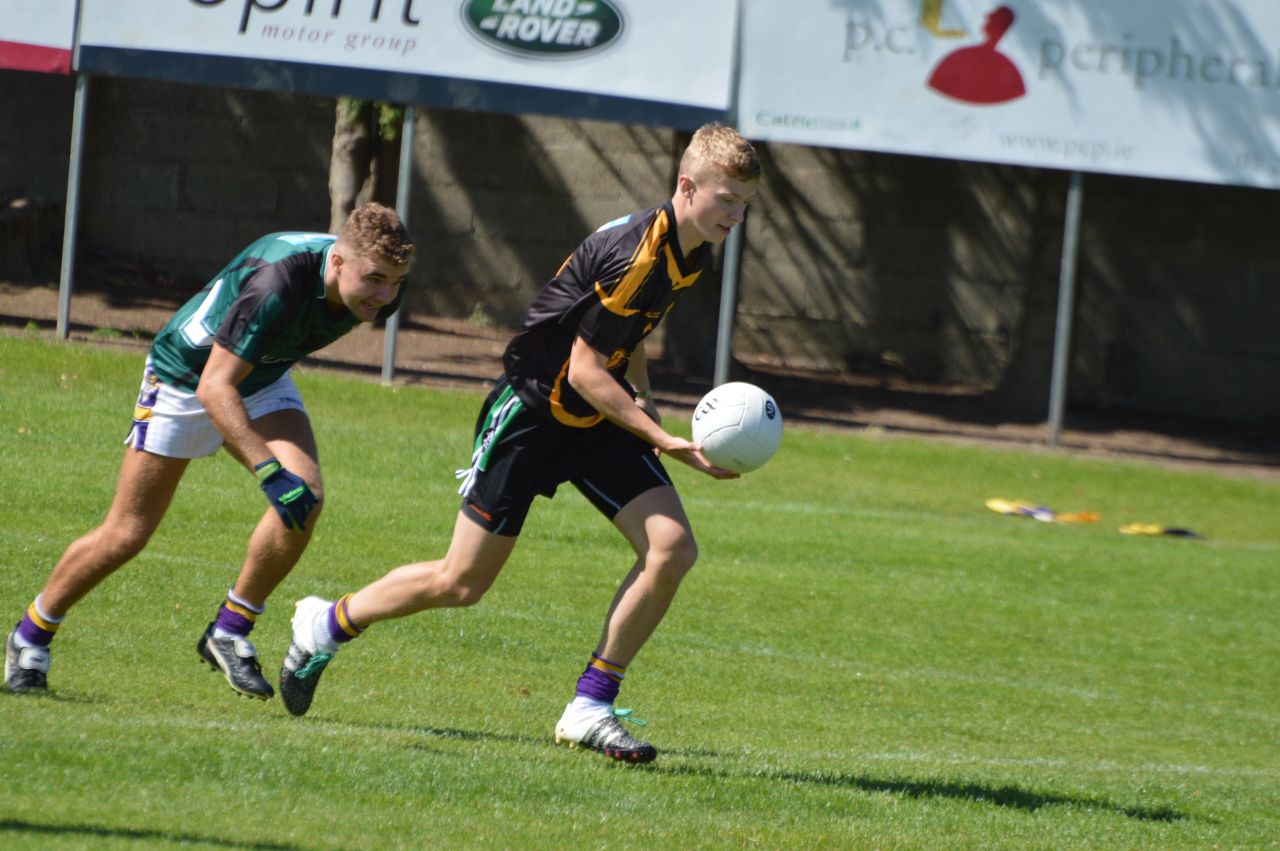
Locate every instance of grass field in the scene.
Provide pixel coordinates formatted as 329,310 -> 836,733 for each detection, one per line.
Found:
1,333 -> 1277,850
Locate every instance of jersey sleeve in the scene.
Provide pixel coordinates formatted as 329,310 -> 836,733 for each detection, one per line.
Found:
571,230 -> 655,358
213,262 -> 299,363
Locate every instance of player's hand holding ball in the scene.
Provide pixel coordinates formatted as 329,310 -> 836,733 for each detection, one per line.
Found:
661,436 -> 742,480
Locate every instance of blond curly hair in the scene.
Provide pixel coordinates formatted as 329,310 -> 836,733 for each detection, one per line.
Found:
339,202 -> 415,266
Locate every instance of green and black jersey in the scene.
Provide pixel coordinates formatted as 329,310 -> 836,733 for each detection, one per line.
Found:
149,232 -> 402,396
502,201 -> 707,428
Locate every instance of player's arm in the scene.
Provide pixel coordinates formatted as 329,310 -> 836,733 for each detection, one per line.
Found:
624,344 -> 660,425
196,344 -> 317,531
567,336 -> 737,479
196,343 -> 272,467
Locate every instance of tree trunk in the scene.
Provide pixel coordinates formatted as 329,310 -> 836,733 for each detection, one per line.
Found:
328,99 -> 409,329
328,99 -> 404,233
328,99 -> 373,233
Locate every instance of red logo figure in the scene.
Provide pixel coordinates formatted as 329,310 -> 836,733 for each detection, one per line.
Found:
926,5 -> 1026,105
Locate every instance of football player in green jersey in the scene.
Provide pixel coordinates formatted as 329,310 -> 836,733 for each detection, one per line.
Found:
5,203 -> 414,700
280,125 -> 761,764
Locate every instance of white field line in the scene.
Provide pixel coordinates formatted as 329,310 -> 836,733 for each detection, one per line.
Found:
0,530 -> 352,591
833,749 -> 1280,779
6,530 -> 1276,727
669,631 -> 1280,728
687,497 -> 1280,550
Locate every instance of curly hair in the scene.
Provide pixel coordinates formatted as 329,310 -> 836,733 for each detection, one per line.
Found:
679,123 -> 761,183
338,202 -> 415,265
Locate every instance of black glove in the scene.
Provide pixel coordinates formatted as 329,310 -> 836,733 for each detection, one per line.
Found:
255,457 -> 318,532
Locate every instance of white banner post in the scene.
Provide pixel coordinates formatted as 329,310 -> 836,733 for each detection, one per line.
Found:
3,0 -> 83,338
713,0 -> 746,388
382,104 -> 417,385
56,72 -> 90,340
1047,171 -> 1085,446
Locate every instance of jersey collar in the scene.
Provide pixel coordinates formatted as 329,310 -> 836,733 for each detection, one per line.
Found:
317,241 -> 335,299
662,200 -> 705,277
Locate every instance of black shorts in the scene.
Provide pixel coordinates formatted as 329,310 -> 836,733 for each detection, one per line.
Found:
457,377 -> 673,536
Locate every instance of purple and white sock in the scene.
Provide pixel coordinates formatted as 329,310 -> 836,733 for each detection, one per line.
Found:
14,595 -> 63,649
325,594 -> 364,647
212,590 -> 263,640
574,652 -> 626,705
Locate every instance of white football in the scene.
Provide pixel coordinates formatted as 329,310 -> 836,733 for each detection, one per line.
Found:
691,382 -> 783,473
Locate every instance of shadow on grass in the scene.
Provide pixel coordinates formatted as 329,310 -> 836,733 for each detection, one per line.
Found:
0,688 -> 103,706
0,314 -> 157,343
654,762 -> 1188,823
321,718 -> 1188,823
324,715 -> 543,749
0,819 -> 302,850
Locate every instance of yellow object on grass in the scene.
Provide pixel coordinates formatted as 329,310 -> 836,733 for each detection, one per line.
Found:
985,498 -> 1100,524
1118,523 -> 1204,539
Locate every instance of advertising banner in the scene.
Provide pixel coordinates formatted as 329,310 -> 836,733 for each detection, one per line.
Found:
76,0 -> 735,128
738,0 -> 1280,189
0,0 -> 76,74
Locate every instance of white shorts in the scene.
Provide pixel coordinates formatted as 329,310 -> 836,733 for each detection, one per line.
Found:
123,358 -> 306,459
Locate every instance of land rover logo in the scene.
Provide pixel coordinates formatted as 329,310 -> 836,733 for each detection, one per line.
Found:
462,0 -> 624,58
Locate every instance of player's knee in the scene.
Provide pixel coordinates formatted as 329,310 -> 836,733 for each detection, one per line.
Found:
421,578 -> 490,608
100,521 -> 154,562
651,534 -> 698,578
446,581 -> 491,607
412,569 -> 492,609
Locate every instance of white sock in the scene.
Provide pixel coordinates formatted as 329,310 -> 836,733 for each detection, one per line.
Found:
226,589 -> 264,613
568,696 -> 613,722
312,607 -> 341,655
33,595 -> 65,624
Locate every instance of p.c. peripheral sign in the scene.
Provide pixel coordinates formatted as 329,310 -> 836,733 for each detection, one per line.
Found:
738,0 -> 1280,189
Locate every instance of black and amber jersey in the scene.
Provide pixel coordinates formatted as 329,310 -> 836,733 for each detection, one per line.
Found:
503,201 -> 707,428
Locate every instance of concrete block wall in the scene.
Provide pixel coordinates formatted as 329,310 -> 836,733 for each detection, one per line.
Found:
72,76 -> 335,284
738,143 -> 1063,392
406,110 -> 680,327
0,71 -> 75,203
0,71 -> 76,279
1072,175 -> 1280,424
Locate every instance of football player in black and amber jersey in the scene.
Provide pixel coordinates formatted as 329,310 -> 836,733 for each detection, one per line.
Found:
5,204 -> 413,701
281,124 -> 761,763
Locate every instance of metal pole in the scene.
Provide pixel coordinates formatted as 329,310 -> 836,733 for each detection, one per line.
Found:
1047,171 -> 1085,446
381,104 -> 416,385
56,73 -> 91,340
713,227 -> 744,386
712,0 -> 746,387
